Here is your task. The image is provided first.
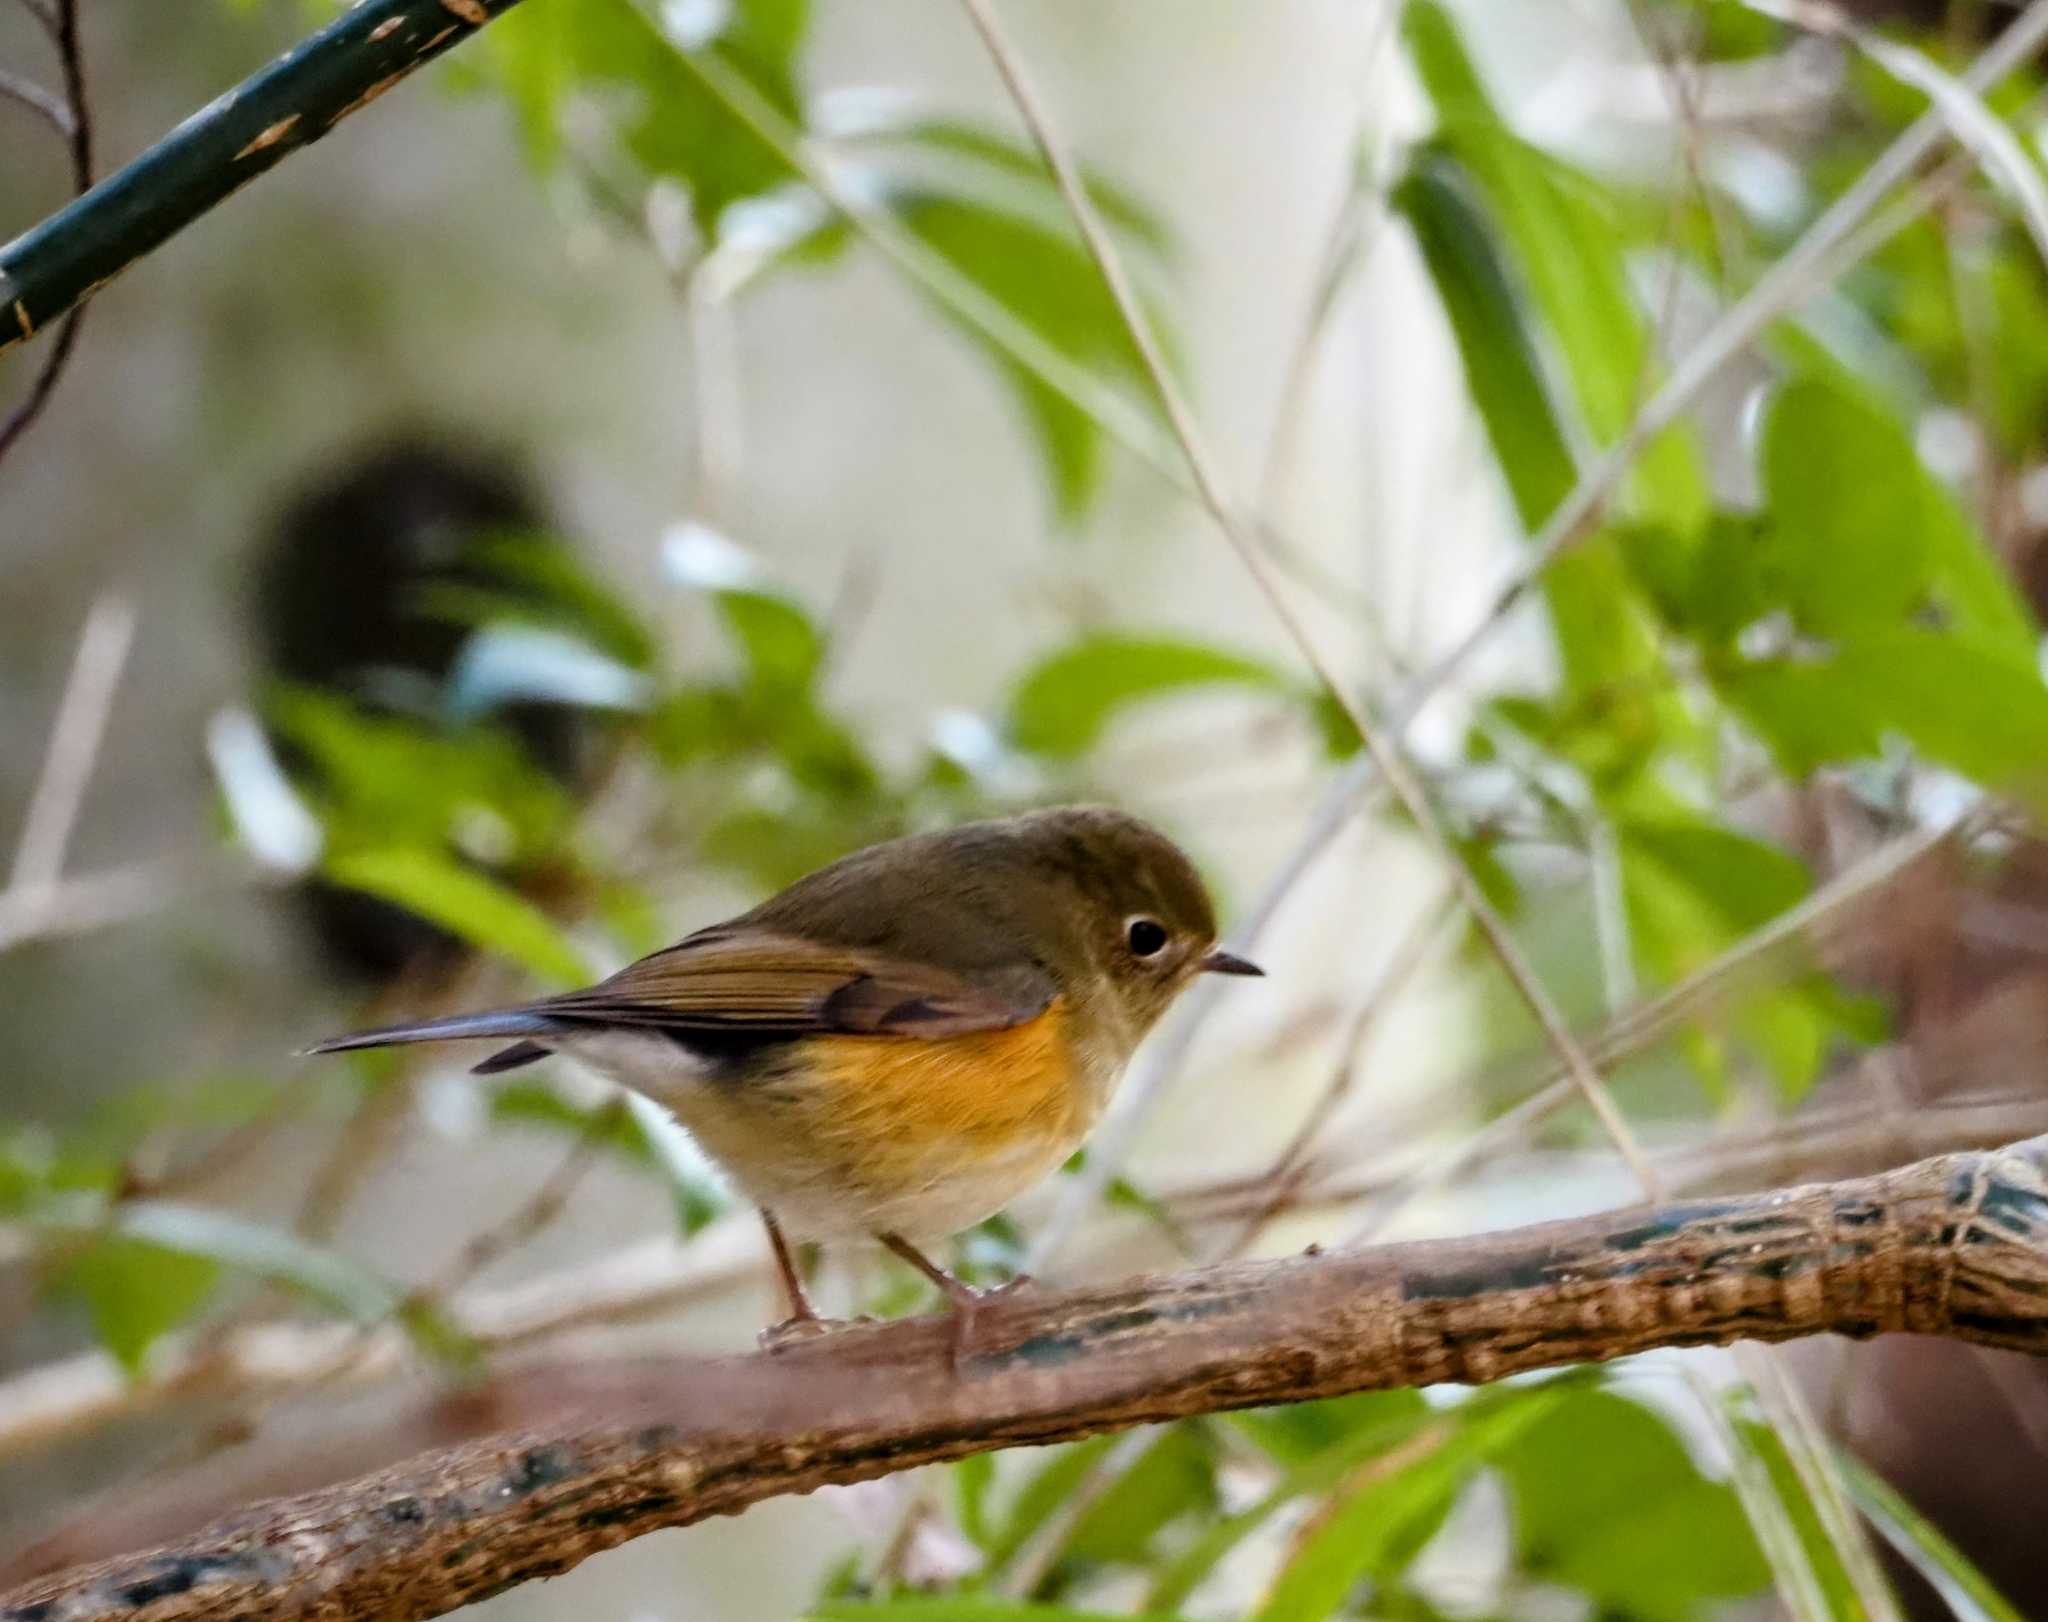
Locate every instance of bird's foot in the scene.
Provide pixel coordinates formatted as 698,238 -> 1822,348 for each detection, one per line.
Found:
938,1273 -> 1035,1369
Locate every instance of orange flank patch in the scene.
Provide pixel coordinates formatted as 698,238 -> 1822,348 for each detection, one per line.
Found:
797,999 -> 1079,1166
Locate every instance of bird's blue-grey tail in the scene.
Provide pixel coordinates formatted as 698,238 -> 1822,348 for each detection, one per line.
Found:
302,1008 -> 563,1059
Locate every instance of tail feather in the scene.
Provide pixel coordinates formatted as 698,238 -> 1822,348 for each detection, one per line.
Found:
470,1039 -> 554,1075
302,1008 -> 563,1058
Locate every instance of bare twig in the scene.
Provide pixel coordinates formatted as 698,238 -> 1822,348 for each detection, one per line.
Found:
0,857 -> 186,954
1345,815 -> 1964,1245
956,0 -> 1657,1198
1255,3 -> 1401,527
1167,1089 -> 2048,1231
0,1221 -> 764,1465
1215,891 -> 1460,1260
417,1099 -> 624,1303
0,64 -> 71,136
7,595 -> 135,897
9,1136 -> 2048,1622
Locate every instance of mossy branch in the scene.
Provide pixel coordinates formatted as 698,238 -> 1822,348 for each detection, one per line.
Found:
0,0 -> 523,359
7,1135 -> 2048,1622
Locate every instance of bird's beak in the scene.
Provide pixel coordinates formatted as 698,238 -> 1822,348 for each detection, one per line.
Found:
1200,948 -> 1264,977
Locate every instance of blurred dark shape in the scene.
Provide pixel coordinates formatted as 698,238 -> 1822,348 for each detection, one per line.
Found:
250,437 -> 592,983
1832,0 -> 1994,31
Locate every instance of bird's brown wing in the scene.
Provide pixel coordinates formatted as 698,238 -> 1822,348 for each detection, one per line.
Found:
534,927 -> 1055,1040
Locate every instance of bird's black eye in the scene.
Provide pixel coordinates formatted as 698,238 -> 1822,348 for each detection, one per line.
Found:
1126,917 -> 1169,958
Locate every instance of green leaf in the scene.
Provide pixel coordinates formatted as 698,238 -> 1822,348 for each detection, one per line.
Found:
1058,1424 -> 1218,1570
837,114 -> 1171,256
324,847 -> 590,986
716,588 -> 826,691
53,1236 -> 219,1375
955,1451 -> 996,1551
1393,154 -> 1573,528
1844,1455 -> 2025,1622
1760,378 -> 1935,636
1622,512 -> 1783,644
1760,375 -> 2036,655
481,0 -> 807,235
985,1438 -> 1116,1572
1714,659 -> 1883,777
1622,822 -> 1811,957
103,1201 -> 404,1321
493,1081 -> 642,1150
1253,1389 -> 1565,1622
1727,1410 -> 1868,1620
463,534 -> 661,671
1620,818 -> 1855,1099
1927,483 -> 2041,660
698,801 -> 890,892
1499,1388 -> 1769,1619
0,1128 -> 116,1218
266,687 -> 573,859
1007,634 -> 1289,758
892,192 -> 1162,518
1405,2 -> 1708,532
1231,1390 -> 1432,1467
1393,156 -> 1666,713
1724,631 -> 2048,804
493,1083 -> 726,1236
1147,1393 -> 1435,1614
395,1296 -> 486,1377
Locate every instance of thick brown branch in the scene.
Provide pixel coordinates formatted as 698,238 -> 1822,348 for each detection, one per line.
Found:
9,1136 -> 2048,1622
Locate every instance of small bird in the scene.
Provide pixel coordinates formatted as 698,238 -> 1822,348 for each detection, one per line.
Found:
309,806 -> 1262,1343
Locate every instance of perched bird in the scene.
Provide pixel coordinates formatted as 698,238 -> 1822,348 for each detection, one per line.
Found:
309,806 -> 1262,1342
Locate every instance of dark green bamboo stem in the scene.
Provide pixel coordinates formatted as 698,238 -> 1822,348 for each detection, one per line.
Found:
0,0 -> 525,359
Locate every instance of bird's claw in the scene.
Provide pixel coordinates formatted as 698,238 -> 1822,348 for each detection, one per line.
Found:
758,1313 -> 873,1350
976,1272 -> 1035,1302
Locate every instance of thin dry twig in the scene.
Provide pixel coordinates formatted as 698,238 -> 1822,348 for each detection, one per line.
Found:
955,0 -> 1657,1196
1344,814 -> 1964,1245
1215,891 -> 1460,1261
0,63 -> 71,135
417,1099 -> 624,1305
7,595 -> 135,895
0,1220 -> 765,1466
1254,19 -> 1396,522
0,857 -> 187,954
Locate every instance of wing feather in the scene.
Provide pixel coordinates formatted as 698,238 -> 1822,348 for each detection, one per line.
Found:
533,929 -> 1054,1040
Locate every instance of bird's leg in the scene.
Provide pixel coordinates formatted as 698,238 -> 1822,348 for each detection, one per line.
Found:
758,1209 -> 844,1349
877,1231 -> 1034,1366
